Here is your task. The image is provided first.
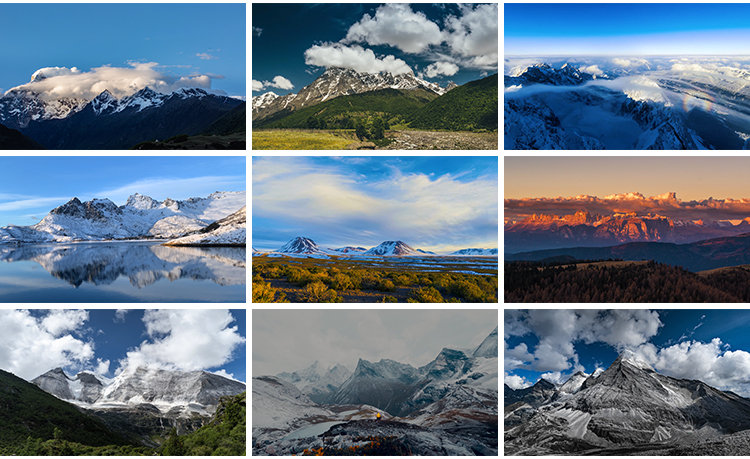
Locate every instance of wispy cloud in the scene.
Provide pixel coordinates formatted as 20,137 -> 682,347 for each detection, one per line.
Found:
94,175 -> 246,205
196,52 -> 218,60
252,157 -> 497,251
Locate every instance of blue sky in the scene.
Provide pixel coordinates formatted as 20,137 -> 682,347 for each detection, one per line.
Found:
505,3 -> 750,55
252,156 -> 498,253
0,156 -> 246,227
0,309 -> 246,382
252,3 -> 498,96
0,3 -> 245,98
505,309 -> 750,396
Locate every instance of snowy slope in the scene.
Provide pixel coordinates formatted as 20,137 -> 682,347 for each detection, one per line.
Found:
364,241 -> 418,256
452,248 -> 499,256
0,191 -> 245,244
165,206 -> 245,246
276,361 -> 352,403
32,366 -> 245,415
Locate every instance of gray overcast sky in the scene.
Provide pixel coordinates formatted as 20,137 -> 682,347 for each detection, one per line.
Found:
252,309 -> 498,377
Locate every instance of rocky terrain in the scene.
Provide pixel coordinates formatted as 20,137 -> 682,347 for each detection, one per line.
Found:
378,130 -> 498,150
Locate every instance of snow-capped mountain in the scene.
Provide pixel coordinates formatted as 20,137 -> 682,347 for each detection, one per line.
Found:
451,248 -> 499,256
505,352 -> 750,455
506,209 -> 750,253
253,67 -> 453,121
165,206 -> 246,246
251,91 -> 278,114
326,327 -> 498,417
0,191 -> 245,244
364,240 -> 418,256
504,60 -> 750,150
0,88 -> 88,128
329,246 -> 367,253
276,361 -> 352,403
32,366 -> 245,415
278,236 -> 324,254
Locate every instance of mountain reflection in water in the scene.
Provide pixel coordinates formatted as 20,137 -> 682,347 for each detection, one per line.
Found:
0,242 -> 246,289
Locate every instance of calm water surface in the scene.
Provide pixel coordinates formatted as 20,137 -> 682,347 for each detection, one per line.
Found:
0,242 -> 246,302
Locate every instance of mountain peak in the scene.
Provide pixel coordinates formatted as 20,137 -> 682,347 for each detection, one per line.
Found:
278,236 -> 321,254
364,240 -> 417,256
613,350 -> 653,371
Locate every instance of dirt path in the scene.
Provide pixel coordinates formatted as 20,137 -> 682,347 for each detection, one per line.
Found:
378,130 -> 498,150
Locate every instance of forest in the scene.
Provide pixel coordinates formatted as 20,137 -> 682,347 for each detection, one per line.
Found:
505,260 -> 750,302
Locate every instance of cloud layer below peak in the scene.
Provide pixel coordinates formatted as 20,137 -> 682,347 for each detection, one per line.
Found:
7,62 -> 223,101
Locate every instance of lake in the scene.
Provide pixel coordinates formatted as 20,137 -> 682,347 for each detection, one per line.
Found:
0,242 -> 246,302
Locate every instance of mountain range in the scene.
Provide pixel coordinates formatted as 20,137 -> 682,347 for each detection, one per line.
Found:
258,236 -> 497,257
505,352 -> 750,454
505,209 -> 750,253
252,68 -> 498,132
253,326 -> 498,455
0,85 -> 243,149
505,62 -> 718,150
0,191 -> 245,244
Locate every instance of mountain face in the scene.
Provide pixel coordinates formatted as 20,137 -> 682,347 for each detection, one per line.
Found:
506,210 -> 750,253
506,232 -> 750,272
3,87 -> 242,149
276,361 -> 352,404
252,67 -> 452,122
164,206 -> 246,246
0,191 -> 245,244
364,240 -> 418,256
506,353 -> 750,455
326,327 -> 498,417
0,122 -> 45,149
32,366 -> 246,415
278,236 -> 322,254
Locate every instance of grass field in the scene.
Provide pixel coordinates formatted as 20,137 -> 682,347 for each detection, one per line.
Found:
252,129 -> 356,150
252,254 -> 498,303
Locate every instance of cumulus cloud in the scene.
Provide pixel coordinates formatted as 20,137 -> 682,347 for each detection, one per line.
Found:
443,4 -> 498,68
114,309 -> 129,323
0,310 -> 95,380
505,372 -> 532,389
419,61 -> 459,79
504,310 -> 663,373
8,62 -> 219,101
304,43 -> 412,75
343,3 -> 444,54
631,338 -> 750,396
252,75 -> 295,92
579,64 -> 604,76
612,57 -> 650,68
117,309 -> 245,374
505,191 -> 750,222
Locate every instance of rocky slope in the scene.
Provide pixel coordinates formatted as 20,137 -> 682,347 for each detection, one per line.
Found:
253,67 -> 453,122
164,206 -> 245,246
505,352 -> 750,455
276,362 -> 352,404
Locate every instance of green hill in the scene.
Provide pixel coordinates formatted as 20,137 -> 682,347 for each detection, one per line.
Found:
407,73 -> 498,131
201,102 -> 246,135
255,88 -> 438,129
160,392 -> 246,456
0,369 -> 139,455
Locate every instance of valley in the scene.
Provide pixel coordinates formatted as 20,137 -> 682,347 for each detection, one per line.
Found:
253,237 -> 498,303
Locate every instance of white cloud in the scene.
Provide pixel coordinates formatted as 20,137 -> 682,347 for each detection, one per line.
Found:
420,61 -> 459,79
579,64 -> 603,76
504,310 -> 663,373
115,309 -> 129,323
343,3 -> 444,54
505,372 -> 532,389
0,310 -> 95,380
304,43 -> 412,75
252,26 -> 262,37
117,309 -> 245,373
196,53 -> 218,60
612,57 -> 650,68
96,358 -> 110,375
8,62 -> 219,101
252,76 -> 294,92
41,309 -> 89,336
443,4 -> 498,68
